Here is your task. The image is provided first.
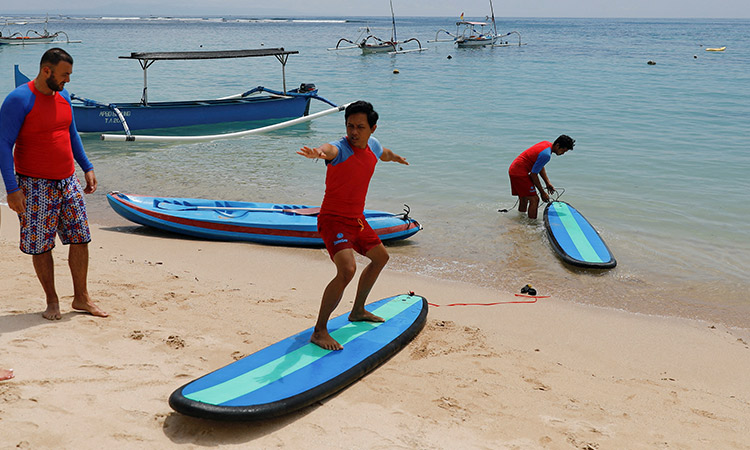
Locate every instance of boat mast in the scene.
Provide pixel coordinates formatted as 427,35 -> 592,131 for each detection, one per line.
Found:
390,0 -> 397,43
489,0 -> 497,36
137,59 -> 156,106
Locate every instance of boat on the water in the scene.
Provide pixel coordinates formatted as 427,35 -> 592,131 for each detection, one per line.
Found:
430,1 -> 523,48
107,192 -> 422,246
0,16 -> 78,45
329,0 -> 425,55
14,48 -> 337,138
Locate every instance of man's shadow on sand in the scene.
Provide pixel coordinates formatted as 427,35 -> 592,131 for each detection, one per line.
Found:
0,310 -> 80,334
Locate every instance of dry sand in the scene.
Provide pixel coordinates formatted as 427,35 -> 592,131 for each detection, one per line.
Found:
1,204 -> 749,449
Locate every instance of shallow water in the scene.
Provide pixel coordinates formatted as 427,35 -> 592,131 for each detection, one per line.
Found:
1,15 -> 748,327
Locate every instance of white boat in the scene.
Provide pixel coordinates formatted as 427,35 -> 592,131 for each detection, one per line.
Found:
0,15 -> 78,45
328,0 -> 425,55
430,0 -> 524,49
454,21 -> 498,48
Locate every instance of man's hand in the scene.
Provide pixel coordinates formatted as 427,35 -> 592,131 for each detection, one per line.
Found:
546,184 -> 555,194
297,146 -> 326,160
6,190 -> 26,214
381,148 -> 409,165
390,154 -> 408,165
540,192 -> 550,203
83,170 -> 97,194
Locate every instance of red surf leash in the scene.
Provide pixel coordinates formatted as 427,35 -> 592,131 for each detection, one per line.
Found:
422,285 -> 551,307
427,294 -> 551,307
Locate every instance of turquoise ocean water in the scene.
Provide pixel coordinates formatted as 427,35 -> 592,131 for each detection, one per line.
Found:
1,15 -> 748,327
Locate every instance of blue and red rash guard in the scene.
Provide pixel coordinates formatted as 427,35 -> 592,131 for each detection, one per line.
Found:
0,81 -> 92,194
320,136 -> 384,218
508,141 -> 552,176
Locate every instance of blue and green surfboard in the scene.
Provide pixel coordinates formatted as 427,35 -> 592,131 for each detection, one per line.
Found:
169,293 -> 428,421
544,201 -> 616,269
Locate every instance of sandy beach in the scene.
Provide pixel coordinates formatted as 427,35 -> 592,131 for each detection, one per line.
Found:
1,203 -> 748,449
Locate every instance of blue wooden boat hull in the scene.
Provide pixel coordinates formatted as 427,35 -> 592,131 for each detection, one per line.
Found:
72,95 -> 312,133
107,192 -> 421,246
14,64 -> 313,133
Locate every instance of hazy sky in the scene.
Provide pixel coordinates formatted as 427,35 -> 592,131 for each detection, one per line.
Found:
5,0 -> 749,19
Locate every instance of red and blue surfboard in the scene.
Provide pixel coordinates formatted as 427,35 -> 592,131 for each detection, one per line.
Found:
106,192 -> 421,246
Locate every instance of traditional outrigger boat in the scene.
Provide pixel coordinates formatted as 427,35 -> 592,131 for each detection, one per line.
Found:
329,0 -> 425,55
107,192 -> 422,246
430,0 -> 524,48
0,16 -> 78,45
14,48 -> 343,142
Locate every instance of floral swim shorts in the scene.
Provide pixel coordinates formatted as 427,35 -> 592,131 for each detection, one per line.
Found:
16,174 -> 91,255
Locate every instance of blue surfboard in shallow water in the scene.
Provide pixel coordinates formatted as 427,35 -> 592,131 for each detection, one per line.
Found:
169,293 -> 428,421
543,201 -> 616,269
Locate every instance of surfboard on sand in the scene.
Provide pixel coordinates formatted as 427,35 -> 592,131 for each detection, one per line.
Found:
169,293 -> 428,421
544,201 -> 616,269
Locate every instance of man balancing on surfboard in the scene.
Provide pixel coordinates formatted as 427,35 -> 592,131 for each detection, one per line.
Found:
508,135 -> 575,219
298,101 -> 408,351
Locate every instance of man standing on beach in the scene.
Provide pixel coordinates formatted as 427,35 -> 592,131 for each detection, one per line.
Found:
508,135 -> 575,219
297,101 -> 408,350
0,48 -> 107,320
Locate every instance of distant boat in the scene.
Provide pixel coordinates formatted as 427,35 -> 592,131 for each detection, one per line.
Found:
107,192 -> 422,246
705,46 -> 726,52
328,0 -> 425,55
430,0 -> 524,48
14,48 -> 340,140
0,15 -> 78,45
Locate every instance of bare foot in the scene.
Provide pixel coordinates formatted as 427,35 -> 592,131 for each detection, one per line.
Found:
43,303 -> 62,320
0,368 -> 14,381
72,299 -> 109,317
310,330 -> 343,351
348,310 -> 384,323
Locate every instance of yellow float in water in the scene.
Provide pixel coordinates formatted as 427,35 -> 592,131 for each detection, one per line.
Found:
705,47 -> 726,52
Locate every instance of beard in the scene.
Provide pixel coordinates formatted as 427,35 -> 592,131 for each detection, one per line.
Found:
45,74 -> 64,92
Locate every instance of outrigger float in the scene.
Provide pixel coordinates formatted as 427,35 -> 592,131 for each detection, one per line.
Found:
0,15 -> 80,45
14,48 -> 346,142
328,0 -> 425,55
430,0 -> 524,48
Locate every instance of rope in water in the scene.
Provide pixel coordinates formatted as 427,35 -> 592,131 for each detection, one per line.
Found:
498,187 -> 565,213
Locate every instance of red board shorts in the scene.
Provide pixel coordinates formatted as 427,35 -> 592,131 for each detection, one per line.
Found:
317,213 -> 382,260
509,173 -> 537,197
16,174 -> 91,255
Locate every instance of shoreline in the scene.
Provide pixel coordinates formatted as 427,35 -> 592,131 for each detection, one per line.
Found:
2,204 -> 749,447
83,194 -> 750,332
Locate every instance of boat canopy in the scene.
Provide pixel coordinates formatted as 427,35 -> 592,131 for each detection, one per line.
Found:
119,48 -> 298,61
119,48 -> 300,105
455,21 -> 489,26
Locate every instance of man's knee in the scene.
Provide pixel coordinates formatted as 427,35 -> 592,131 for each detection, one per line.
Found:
367,245 -> 389,268
333,251 -> 357,282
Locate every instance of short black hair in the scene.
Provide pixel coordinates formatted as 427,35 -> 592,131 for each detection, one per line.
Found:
40,48 -> 74,68
554,134 -> 575,150
345,100 -> 379,127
